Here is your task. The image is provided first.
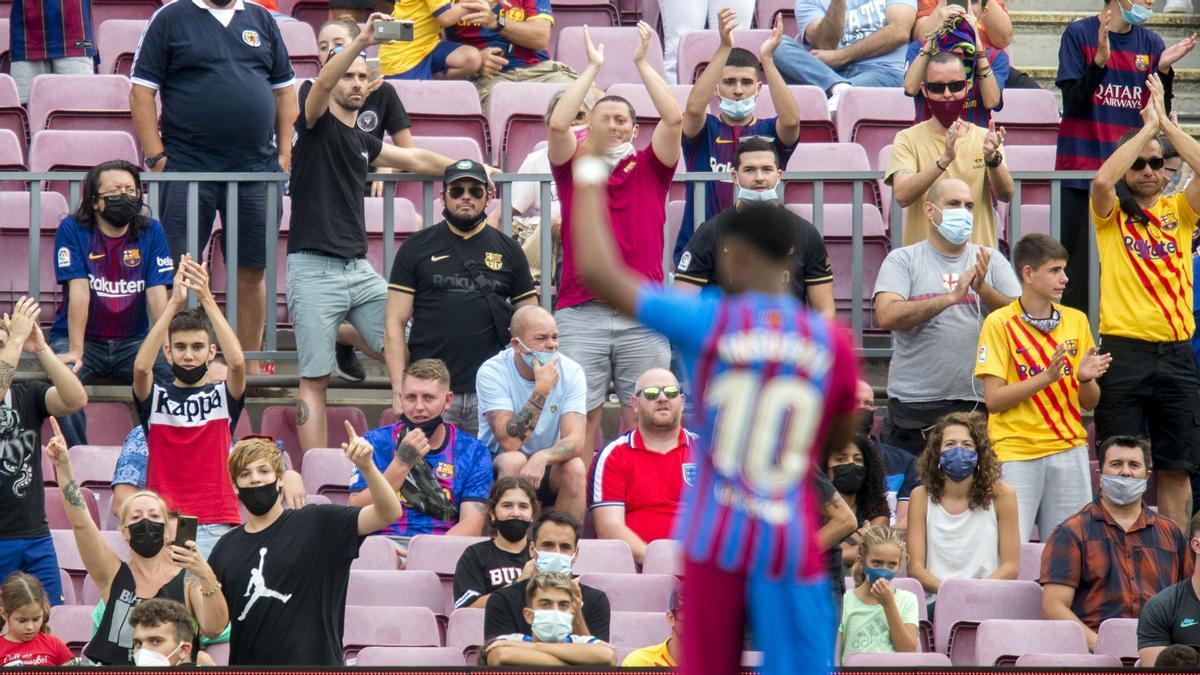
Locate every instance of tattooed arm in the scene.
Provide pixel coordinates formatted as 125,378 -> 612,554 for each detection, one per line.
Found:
446,501 -> 487,536
487,355 -> 562,454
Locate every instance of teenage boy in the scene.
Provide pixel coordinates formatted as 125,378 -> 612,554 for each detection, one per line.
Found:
974,234 -> 1111,541
128,599 -> 196,667
485,572 -> 617,666
133,254 -> 245,557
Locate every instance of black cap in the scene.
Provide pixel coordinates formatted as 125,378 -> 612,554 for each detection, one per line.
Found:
442,159 -> 488,185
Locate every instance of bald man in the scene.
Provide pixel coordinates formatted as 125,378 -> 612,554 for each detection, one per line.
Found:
587,368 -> 695,565
872,178 -> 1021,455
476,306 -> 588,521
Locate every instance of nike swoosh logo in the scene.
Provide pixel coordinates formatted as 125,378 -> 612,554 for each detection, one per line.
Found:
1182,619 -> 1198,628
431,255 -> 450,262
715,139 -> 735,144
88,252 -> 104,259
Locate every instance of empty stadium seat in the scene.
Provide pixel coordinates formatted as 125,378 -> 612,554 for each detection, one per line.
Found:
67,445 -> 122,525
97,19 -> 147,75
53,529 -> 129,600
27,75 -> 134,138
354,646 -> 466,666
279,21 -> 321,79
754,0 -> 797,35
48,604 -> 97,655
81,576 -> 102,606
487,81 -> 571,168
676,29 -> 773,85
575,538 -> 637,574
0,190 -> 70,305
298,448 -> 355,504
1018,542 -> 1045,581
992,89 -> 1061,147
343,605 -> 440,661
1014,653 -> 1123,667
203,642 -> 230,666
548,0 -> 619,50
933,579 -> 1045,663
0,74 -> 26,147
835,88 -> 915,168
843,652 -> 952,666
641,539 -> 682,576
407,534 -> 490,612
1095,617 -> 1138,666
29,130 -> 140,200
347,570 -> 445,619
576,573 -> 677,612
41,402 -> 135,448
91,0 -> 160,26
1005,144 -> 1055,209
783,142 -> 881,208
387,81 -> 490,159
259,405 -> 368,471
0,20 -> 9,72
609,610 -> 669,650
351,536 -> 400,571
974,619 -> 1088,666
0,126 -> 22,172
446,608 -> 484,663
555,27 -> 665,89
44,486 -> 101,529
1007,204 -> 1052,242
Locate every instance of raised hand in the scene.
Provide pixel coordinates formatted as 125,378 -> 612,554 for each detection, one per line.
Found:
983,119 -> 1006,159
57,349 -> 84,374
44,417 -> 71,470
1146,72 -> 1169,123
359,12 -> 395,46
869,577 -> 896,604
717,8 -> 738,49
761,14 -> 784,59
583,25 -> 604,68
1160,32 -> 1197,72
1077,347 -> 1112,382
971,247 -> 991,291
632,20 -> 654,64
1094,10 -> 1111,67
4,297 -> 40,349
1140,85 -> 1161,131
942,119 -> 966,164
341,420 -> 377,470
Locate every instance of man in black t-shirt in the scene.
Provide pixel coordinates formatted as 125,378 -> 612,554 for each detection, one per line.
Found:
0,296 -> 88,605
1138,513 -> 1200,665
386,160 -> 537,437
287,15 -> 459,457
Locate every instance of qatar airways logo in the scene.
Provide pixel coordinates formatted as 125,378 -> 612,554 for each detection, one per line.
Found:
1123,236 -> 1177,260
1093,83 -> 1145,110
90,275 -> 145,298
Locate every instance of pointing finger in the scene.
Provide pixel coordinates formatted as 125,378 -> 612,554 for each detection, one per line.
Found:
344,420 -> 358,440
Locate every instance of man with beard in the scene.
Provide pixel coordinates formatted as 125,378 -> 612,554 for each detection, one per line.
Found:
287,14 -> 461,456
587,368 -> 694,566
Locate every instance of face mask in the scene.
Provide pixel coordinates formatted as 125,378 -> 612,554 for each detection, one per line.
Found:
925,97 -> 968,128
1100,474 -> 1149,506
736,185 -> 779,203
238,482 -> 281,517
100,194 -> 142,229
831,463 -> 866,495
442,206 -> 485,233
516,338 -> 556,370
1119,0 -> 1152,25
571,124 -> 589,142
1019,301 -> 1062,334
127,518 -> 165,559
399,413 -> 443,437
134,643 -> 181,668
939,445 -> 978,482
718,95 -> 757,121
494,517 -> 530,542
534,550 -> 573,575
171,362 -> 208,385
933,205 -> 974,245
603,141 -> 635,169
864,566 -> 896,584
531,609 -> 574,643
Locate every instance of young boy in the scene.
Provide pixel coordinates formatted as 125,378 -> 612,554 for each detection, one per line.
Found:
974,234 -> 1111,541
133,254 -> 246,557
485,572 -> 616,666
128,599 -> 195,667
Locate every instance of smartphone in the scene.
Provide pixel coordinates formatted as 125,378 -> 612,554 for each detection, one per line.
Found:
374,19 -> 414,43
174,515 -> 198,549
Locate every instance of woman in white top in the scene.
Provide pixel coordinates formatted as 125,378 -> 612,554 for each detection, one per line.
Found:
907,412 -> 1020,595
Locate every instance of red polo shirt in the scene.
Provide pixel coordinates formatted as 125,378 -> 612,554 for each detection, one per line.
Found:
587,427 -> 694,544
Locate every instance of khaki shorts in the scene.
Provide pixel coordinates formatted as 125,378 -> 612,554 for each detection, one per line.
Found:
556,301 -> 670,410
286,253 -> 387,379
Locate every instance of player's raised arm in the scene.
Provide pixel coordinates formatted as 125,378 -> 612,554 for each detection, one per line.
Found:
571,152 -> 642,318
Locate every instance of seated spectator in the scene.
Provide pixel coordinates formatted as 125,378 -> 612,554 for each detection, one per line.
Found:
50,160 -> 174,447
1042,435 -> 1192,652
621,589 -> 682,667
8,0 -> 95,102
478,307 -> 587,522
0,572 -> 73,666
854,380 -> 919,529
380,0 -> 482,80
827,435 -> 890,568
907,412 -> 1020,598
816,467 -> 862,619
485,512 -> 611,641
873,179 -> 1020,456
837,526 -> 919,663
453,477 -> 539,610
589,368 -> 695,566
773,0 -> 918,111
1137,513 -> 1200,664
447,0 -> 577,106
1156,645 -> 1200,668
975,234 -> 1110,542
349,359 -> 493,550
886,52 -> 1013,247
904,15 -> 1007,127
674,137 -> 834,319
485,573 -> 616,666
674,13 -> 800,260
128,599 -> 196,667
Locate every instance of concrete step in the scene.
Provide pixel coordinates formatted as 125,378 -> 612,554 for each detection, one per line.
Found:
1006,11 -> 1200,70
1005,0 -> 1194,13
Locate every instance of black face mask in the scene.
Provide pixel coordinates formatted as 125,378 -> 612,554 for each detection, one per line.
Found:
209,0 -> 234,6
856,410 -> 874,438
399,413 -> 443,437
127,518 -> 165,559
100,194 -> 142,229
494,517 -> 530,542
442,207 -> 484,233
831,463 -> 867,495
171,362 -> 208,385
238,483 -> 280,517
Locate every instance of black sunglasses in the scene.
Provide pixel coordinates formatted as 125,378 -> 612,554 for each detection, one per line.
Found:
925,80 -> 968,95
637,385 -> 682,400
448,185 -> 486,199
1130,157 -> 1166,171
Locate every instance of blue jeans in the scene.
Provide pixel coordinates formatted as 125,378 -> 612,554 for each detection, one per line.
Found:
773,36 -> 905,92
0,535 -> 64,605
196,524 -> 233,559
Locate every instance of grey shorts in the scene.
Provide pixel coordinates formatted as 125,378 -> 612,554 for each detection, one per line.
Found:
445,392 -> 479,437
286,252 -> 387,379
556,301 -> 670,410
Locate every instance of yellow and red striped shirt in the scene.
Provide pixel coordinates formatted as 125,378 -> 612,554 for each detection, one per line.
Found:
975,300 -> 1094,462
1092,192 -> 1199,342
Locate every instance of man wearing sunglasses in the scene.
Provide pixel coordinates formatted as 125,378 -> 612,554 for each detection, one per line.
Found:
587,368 -> 694,566
1089,74 -> 1200,529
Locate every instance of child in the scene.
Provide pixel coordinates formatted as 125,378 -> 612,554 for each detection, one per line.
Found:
485,573 -> 617,666
837,526 -> 919,664
0,572 -> 74,666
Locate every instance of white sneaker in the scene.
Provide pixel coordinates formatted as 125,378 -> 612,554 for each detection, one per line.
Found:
1164,0 -> 1191,13
827,83 -> 852,114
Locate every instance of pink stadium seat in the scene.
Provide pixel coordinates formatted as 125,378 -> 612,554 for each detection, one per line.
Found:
386,81 -> 490,159
786,203 -> 888,241
276,0 -> 324,32
355,646 -> 467,666
0,126 -> 23,171
67,445 -> 121,524
347,570 -> 445,619
0,73 -> 28,143
27,75 -> 134,138
53,528 -> 129,599
754,0 -> 797,34
203,642 -> 230,666
933,579 -> 1045,663
91,0 -> 160,26
843,652 -> 952,666
343,605 -> 441,660
1095,617 -> 1139,666
279,21 -> 321,79
676,29 -> 773,85
1018,542 -> 1044,581
992,89 -> 1061,147
1005,144 -> 1054,211
576,573 -> 678,612
555,27 -> 665,90
43,453 -> 57,487
835,88 -> 914,168
666,200 -> 685,254
0,190 -> 71,305
609,610 -> 669,649
379,408 -> 398,427
81,576 -> 102,606
363,196 -> 421,272
259,405 -> 368,471
97,19 -> 147,75
44,486 -> 101,529
974,619 -> 1088,666
29,130 -> 141,200
1007,204 -> 1052,242
783,142 -> 881,208
486,81 -> 570,168
41,402 -> 135,447
575,538 -> 637,574
549,0 -> 620,52
641,539 -> 682,576
351,536 -> 400,571
446,608 -> 485,663
298,447 -> 355,504
1014,653 -> 1123,667
48,604 -> 96,656
206,196 -> 291,325
0,19 -> 9,72
407,534 -> 489,612
58,569 -> 76,605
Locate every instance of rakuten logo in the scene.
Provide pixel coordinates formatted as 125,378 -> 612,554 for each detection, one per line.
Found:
1123,236 -> 1177,260
90,275 -> 145,297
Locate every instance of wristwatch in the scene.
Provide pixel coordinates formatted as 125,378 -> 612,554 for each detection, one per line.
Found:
144,152 -> 167,169
495,13 -> 507,30
985,152 -> 1004,168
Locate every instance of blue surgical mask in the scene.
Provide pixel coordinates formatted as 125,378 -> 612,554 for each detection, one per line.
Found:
531,609 -> 574,643
534,551 -> 573,575
736,185 -> 779,202
718,95 -> 757,121
1119,0 -> 1152,25
939,445 -> 978,482
933,205 -> 973,245
864,566 -> 896,584
516,339 -> 556,370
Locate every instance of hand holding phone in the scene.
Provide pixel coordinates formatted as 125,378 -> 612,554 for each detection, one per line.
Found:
174,515 -> 198,549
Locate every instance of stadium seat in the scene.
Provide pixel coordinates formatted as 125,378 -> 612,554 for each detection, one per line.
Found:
548,0 -> 619,51
555,27 -> 665,89
0,20 -> 9,72
29,130 -> 141,200
343,605 -> 440,660
754,0 -> 797,35
347,570 -> 445,619
91,0 -> 161,26
58,569 -> 76,605
1007,204 -> 1052,243
974,618 -> 1088,666
386,81 -> 490,159
44,486 -> 101,528
665,199 -> 685,254
933,579 -> 1045,663
279,21 -> 321,79
27,75 -> 135,138
446,608 -> 485,663
351,536 -> 400,571
203,642 -> 230,666
0,124 -> 22,173
609,610 -> 669,650
407,534 -> 490,612
298,448 -> 355,505
486,81 -> 571,168
363,195 -> 421,273
0,74 -> 26,145
48,604 -> 97,655
842,652 -> 952,666
392,137 -> 485,214
576,573 -> 678,612
992,89 -> 1061,147
259,405 -> 368,471
783,142 -> 881,208
97,19 -> 147,75
0,190 -> 70,306
1095,617 -> 1139,666
81,576 -> 102,606
276,0 -> 324,32
42,453 -> 57,488
1005,144 -> 1055,208
41,402 -> 135,448
575,538 -> 637,574
355,646 -> 467,666
835,88 -> 915,168
1018,542 -> 1045,581
1014,653 -> 1123,667
67,445 -> 122,526
784,202 -> 887,330
675,29 -> 773,85
641,539 -> 682,576
53,529 -> 129,600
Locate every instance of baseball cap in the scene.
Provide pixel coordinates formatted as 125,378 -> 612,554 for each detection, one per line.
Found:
442,159 -> 488,186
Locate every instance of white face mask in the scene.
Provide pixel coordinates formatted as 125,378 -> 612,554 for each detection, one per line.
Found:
736,185 -> 779,202
531,609 -> 574,643
603,141 -> 635,169
134,643 -> 181,668
534,551 -> 573,575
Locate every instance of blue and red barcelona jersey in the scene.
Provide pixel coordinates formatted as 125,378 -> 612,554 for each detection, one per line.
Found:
51,217 -> 174,343
11,0 -> 95,61
350,422 -> 493,537
635,285 -> 859,580
1056,16 -> 1164,188
448,0 -> 552,71
675,116 -> 797,263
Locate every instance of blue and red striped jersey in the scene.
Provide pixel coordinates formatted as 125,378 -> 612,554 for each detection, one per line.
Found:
10,0 -> 95,61
635,284 -> 859,581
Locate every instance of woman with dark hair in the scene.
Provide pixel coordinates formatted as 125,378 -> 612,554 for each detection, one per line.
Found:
48,159 -> 174,446
907,412 -> 1020,600
826,435 -> 891,567
452,477 -> 539,610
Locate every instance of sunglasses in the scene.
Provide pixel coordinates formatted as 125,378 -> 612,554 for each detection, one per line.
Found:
328,45 -> 368,60
1130,157 -> 1165,171
448,185 -> 486,199
638,385 -> 682,400
924,80 -> 968,95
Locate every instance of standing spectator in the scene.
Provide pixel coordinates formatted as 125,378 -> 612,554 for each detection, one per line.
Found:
1042,436 -> 1192,651
0,297 -> 87,606
673,137 -> 834,319
288,21 -> 459,454
886,52 -> 1013,247
379,0 -> 482,79
659,0 -> 756,84
387,161 -> 537,438
9,0 -> 96,103
485,573 -> 617,666
674,12 -> 799,260
1054,1 -> 1194,312
589,368 -> 694,566
547,24 -> 680,460
0,572 -> 73,666
1090,76 -> 1200,527
130,0 -> 299,375
773,0 -> 918,111
207,437 -> 403,665
50,160 -> 173,448
854,380 -> 920,530
837,526 -> 919,663
873,179 -> 1020,456
975,234 -> 1111,541
128,599 -> 197,667
477,307 -> 587,521
347,359 -> 493,551
907,413 -> 1020,597
827,436 -> 890,569
453,477 -> 538,610
1137,513 -> 1200,665
903,15 -> 1007,127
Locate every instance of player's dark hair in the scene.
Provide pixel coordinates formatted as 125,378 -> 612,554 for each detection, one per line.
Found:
825,435 -> 889,523
529,511 -> 580,546
725,47 -> 762,72
1097,435 -> 1152,470
74,159 -> 149,239
1011,234 -> 1068,277
1156,645 -> 1200,668
593,95 -> 637,121
167,307 -> 213,341
918,412 -> 1003,510
733,137 -> 780,171
487,476 -> 539,525
128,598 -> 195,646
717,201 -> 793,263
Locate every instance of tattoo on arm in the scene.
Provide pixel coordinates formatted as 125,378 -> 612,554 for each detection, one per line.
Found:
295,399 -> 309,426
543,438 -> 576,459
0,362 -> 14,396
463,501 -> 487,516
504,393 -> 546,442
396,442 -> 420,467
63,480 -> 86,509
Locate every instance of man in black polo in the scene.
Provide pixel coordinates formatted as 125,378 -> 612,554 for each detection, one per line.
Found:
130,0 -> 297,374
386,161 -> 537,437
286,15 -> 460,456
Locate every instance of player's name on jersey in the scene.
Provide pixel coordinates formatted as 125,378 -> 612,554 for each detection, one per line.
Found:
716,483 -> 792,524
716,328 -> 831,375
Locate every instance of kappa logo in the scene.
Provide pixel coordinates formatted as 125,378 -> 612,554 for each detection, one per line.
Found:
357,110 -> 379,133
242,30 -> 261,47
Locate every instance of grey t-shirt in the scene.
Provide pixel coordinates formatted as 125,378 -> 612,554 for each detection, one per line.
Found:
874,240 -> 1020,402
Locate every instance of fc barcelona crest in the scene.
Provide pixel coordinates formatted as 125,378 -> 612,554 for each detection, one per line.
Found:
1134,54 -> 1150,71
435,462 -> 455,480
122,248 -> 142,268
484,252 -> 503,271
682,463 -> 698,487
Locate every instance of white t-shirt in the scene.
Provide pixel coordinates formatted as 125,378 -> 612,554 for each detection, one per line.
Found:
475,347 -> 587,456
511,147 -> 560,219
